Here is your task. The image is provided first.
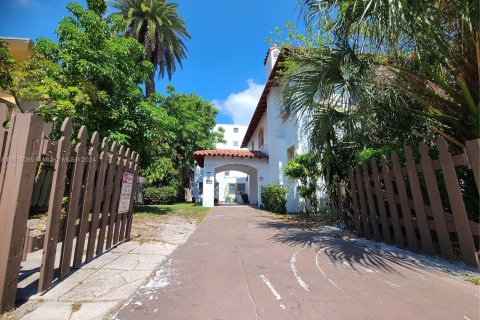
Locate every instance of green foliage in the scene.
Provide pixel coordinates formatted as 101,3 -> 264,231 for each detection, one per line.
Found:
140,88 -> 223,189
276,0 -> 479,207
0,1 -> 220,201
0,40 -> 14,96
322,206 -> 338,224
284,153 -> 321,214
86,0 -> 106,15
261,184 -> 288,214
2,0 -> 154,145
356,146 -> 404,165
143,186 -> 178,205
295,0 -> 479,145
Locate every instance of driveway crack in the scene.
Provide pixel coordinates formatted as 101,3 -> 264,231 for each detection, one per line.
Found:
236,246 -> 260,320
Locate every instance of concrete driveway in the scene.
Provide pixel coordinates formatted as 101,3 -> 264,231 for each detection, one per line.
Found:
115,206 -> 479,320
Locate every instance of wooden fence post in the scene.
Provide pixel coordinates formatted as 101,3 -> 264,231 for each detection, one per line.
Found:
96,142 -> 118,256
106,146 -> 125,249
405,146 -> 434,254
391,151 -> 418,250
362,163 -> 380,241
355,165 -> 370,238
59,126 -> 88,278
73,132 -> 99,268
86,138 -> 109,263
125,154 -> 140,241
381,156 -> 404,248
119,151 -> 135,241
113,148 -> 130,245
371,158 -> 391,244
465,139 -> 480,192
38,118 -> 73,292
349,168 -> 362,235
437,137 -> 479,267
0,114 -> 43,313
418,142 -> 454,260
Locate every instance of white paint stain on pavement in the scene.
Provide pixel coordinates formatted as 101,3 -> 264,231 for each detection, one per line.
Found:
260,275 -> 286,310
290,249 -> 310,292
315,251 -> 339,288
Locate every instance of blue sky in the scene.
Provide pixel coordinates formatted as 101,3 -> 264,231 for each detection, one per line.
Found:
0,0 -> 300,124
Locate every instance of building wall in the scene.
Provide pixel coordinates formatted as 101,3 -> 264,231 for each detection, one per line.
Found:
244,47 -> 327,213
214,124 -> 247,149
193,124 -> 251,204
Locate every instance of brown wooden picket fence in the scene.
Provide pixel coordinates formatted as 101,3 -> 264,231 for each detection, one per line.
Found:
0,109 -> 139,313
348,137 -> 480,267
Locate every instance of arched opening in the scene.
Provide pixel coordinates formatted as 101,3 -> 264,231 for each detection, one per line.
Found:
214,164 -> 258,205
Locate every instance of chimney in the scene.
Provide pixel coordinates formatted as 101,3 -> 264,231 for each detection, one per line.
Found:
264,45 -> 280,80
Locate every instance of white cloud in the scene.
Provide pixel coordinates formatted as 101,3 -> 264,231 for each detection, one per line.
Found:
13,0 -> 38,7
212,79 -> 264,125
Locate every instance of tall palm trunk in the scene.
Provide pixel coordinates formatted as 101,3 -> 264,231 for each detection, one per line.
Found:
144,37 -> 156,97
146,71 -> 155,97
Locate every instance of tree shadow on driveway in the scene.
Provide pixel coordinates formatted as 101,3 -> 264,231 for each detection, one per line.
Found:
256,219 -> 425,277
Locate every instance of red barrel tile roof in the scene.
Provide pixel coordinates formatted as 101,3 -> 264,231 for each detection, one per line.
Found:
193,149 -> 268,167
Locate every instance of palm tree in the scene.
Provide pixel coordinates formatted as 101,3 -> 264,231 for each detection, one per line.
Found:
109,0 -> 190,96
279,0 -> 479,204
295,0 -> 479,145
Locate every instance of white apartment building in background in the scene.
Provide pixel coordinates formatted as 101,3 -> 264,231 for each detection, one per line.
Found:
193,124 -> 251,204
194,45 -> 327,211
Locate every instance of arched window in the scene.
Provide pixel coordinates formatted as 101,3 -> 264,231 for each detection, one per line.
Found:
258,128 -> 264,149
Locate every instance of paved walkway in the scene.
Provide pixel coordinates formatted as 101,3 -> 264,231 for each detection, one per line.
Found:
116,206 -> 479,320
12,217 -> 197,320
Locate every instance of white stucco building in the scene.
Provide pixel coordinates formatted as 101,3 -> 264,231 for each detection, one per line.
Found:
194,46 -> 323,212
193,124 -> 253,204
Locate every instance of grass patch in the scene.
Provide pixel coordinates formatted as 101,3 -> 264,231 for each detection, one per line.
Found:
465,275 -> 480,285
134,203 -> 208,221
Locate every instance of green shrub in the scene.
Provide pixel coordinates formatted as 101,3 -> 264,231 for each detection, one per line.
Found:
261,184 -> 287,214
143,186 -> 178,204
284,152 -> 321,214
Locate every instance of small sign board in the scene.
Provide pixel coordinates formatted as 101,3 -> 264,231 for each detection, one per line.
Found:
259,177 -> 264,181
206,179 -> 213,184
118,173 -> 134,214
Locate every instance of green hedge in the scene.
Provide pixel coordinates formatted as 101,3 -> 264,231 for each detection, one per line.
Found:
261,184 -> 287,214
143,186 -> 178,205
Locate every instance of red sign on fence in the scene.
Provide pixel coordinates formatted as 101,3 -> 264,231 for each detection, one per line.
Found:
118,173 -> 134,214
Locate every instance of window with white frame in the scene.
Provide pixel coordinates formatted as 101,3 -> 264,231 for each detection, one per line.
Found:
233,141 -> 239,147
233,127 -> 239,133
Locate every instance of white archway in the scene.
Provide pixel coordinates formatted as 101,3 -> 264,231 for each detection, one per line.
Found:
197,155 -> 269,208
215,164 -> 258,205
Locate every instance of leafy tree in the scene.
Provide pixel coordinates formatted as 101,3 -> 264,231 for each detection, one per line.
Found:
0,40 -> 14,103
108,0 -> 191,96
284,152 -> 321,214
144,87 -> 224,199
0,0 -> 220,203
0,0 -> 157,156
